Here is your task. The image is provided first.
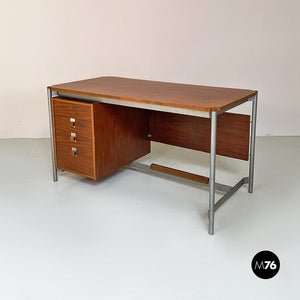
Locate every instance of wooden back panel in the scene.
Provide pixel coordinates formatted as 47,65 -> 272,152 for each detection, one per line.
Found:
148,111 -> 250,160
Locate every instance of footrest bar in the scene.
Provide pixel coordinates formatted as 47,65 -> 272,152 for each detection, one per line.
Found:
150,163 -> 209,184
127,162 -> 232,193
213,177 -> 248,212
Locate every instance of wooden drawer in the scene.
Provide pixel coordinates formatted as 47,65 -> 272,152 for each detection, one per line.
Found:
52,97 -> 96,179
52,97 -> 150,181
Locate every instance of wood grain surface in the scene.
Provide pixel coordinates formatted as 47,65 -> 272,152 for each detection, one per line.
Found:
93,103 -> 150,179
149,111 -> 250,160
50,76 -> 257,112
150,163 -> 209,184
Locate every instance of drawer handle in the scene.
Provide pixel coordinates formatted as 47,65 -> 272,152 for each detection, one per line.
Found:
71,147 -> 77,157
70,118 -> 75,128
70,132 -> 76,142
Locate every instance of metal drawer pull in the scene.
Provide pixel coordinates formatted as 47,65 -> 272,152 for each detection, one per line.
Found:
70,118 -> 75,128
71,147 -> 77,157
70,132 -> 76,142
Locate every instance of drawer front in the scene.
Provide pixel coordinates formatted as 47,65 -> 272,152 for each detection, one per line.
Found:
55,141 -> 95,178
52,98 -> 95,179
55,119 -> 93,144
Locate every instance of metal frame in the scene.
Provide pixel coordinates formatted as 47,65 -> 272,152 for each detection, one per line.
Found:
207,94 -> 257,234
248,95 -> 258,193
127,94 -> 258,235
127,162 -> 232,192
209,111 -> 217,234
48,88 -> 257,234
47,88 -> 58,182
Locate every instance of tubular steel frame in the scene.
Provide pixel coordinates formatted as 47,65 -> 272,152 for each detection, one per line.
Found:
128,94 -> 258,235
47,88 -> 58,182
48,89 -> 257,235
207,94 -> 257,234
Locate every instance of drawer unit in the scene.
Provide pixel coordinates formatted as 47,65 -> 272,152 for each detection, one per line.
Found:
52,97 -> 96,179
52,97 -> 150,180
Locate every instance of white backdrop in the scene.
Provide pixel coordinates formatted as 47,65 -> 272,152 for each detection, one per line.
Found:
0,0 -> 299,138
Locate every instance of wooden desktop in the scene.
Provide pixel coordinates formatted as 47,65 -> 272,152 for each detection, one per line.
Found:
48,76 -> 258,235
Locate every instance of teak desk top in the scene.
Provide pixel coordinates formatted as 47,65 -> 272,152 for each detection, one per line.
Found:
50,76 -> 257,112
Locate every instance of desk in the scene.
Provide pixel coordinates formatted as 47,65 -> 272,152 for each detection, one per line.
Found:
48,76 -> 258,235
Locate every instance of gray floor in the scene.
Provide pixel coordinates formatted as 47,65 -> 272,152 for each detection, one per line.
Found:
0,137 -> 299,300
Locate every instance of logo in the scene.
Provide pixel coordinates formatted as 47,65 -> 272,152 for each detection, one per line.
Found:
251,250 -> 280,279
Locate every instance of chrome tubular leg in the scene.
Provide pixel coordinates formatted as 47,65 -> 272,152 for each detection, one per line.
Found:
47,88 -> 58,182
209,111 -> 217,235
248,94 -> 258,193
